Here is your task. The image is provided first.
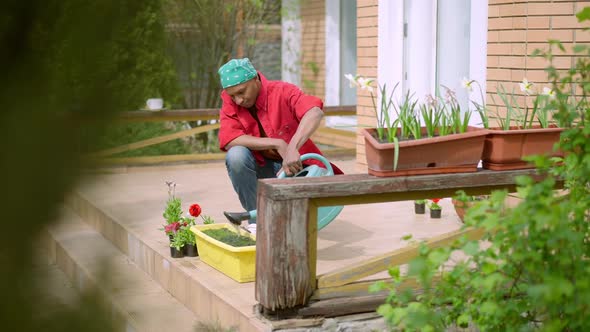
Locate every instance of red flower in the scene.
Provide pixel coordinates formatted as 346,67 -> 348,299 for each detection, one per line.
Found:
430,198 -> 441,203
189,204 -> 201,217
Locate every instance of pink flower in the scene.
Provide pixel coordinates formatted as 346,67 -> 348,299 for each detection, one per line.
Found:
164,222 -> 181,234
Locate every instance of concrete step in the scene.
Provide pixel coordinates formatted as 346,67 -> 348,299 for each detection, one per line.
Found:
66,188 -> 270,332
42,206 -> 199,332
31,249 -> 80,320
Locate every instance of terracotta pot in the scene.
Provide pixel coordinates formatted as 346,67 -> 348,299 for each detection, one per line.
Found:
363,127 -> 488,177
452,198 -> 470,223
414,202 -> 426,214
430,209 -> 442,219
482,125 -> 564,170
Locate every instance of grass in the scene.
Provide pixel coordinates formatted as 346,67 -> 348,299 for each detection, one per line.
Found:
202,228 -> 256,247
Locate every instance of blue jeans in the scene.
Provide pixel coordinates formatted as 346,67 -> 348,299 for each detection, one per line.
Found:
225,146 -> 282,224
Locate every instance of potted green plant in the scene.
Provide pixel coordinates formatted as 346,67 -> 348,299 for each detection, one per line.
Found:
161,182 -> 215,258
428,198 -> 442,219
163,181 -> 182,241
347,74 -> 488,177
466,76 -> 566,170
414,199 -> 426,214
169,226 -> 187,258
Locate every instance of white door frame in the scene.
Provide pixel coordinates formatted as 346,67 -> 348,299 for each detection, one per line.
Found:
378,0 -> 488,125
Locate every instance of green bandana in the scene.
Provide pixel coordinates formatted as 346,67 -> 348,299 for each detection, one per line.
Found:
218,58 -> 257,89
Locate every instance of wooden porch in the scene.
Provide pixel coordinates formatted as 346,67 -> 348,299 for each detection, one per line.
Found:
44,106 -> 543,331
53,155 -> 485,331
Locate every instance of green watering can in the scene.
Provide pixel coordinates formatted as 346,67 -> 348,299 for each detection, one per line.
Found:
223,153 -> 343,230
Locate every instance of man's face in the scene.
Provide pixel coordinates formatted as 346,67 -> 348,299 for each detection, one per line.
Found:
225,77 -> 261,109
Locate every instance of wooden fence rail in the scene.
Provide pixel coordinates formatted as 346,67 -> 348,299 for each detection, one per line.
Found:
87,106 -> 356,166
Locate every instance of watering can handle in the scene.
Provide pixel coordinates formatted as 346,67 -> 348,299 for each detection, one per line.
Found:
277,153 -> 334,178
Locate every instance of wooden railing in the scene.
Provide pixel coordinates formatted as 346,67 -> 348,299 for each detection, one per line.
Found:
254,169 -> 557,317
87,106 -> 356,166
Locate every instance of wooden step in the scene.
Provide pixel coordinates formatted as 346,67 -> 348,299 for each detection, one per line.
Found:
42,207 -> 199,332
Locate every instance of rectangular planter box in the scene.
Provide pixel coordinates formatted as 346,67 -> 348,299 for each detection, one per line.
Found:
362,127 -> 488,177
190,224 -> 256,283
482,126 -> 564,170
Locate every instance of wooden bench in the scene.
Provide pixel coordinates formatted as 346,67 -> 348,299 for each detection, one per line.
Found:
254,169 -> 552,317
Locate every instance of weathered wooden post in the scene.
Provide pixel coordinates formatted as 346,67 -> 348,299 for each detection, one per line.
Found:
255,178 -> 318,315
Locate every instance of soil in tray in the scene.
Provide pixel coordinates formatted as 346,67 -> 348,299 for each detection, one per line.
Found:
202,228 -> 256,247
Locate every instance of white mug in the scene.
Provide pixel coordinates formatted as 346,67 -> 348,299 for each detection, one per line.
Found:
146,98 -> 164,110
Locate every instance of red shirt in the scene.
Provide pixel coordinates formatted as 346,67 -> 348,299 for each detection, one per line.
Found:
218,73 -> 343,174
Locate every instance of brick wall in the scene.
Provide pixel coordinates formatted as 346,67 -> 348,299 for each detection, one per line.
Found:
300,0 -> 326,99
355,0 -> 378,170
487,0 -> 590,120
303,1 -> 589,169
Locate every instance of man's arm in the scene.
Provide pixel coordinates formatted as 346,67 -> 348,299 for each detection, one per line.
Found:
282,106 -> 324,175
225,135 -> 287,154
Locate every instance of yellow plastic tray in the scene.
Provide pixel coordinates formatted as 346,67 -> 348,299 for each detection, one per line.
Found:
190,224 -> 256,283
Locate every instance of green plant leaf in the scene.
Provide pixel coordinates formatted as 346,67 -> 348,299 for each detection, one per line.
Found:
462,241 -> 480,256
576,7 -> 590,22
393,136 -> 399,171
401,234 -> 413,241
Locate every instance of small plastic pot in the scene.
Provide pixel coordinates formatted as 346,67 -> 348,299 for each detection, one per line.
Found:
430,209 -> 442,219
414,203 -> 426,214
170,246 -> 184,258
184,244 -> 199,257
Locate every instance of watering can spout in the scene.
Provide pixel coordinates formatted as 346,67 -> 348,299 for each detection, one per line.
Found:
223,211 -> 256,225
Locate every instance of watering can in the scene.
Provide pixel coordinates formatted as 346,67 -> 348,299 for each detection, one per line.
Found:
223,153 -> 343,230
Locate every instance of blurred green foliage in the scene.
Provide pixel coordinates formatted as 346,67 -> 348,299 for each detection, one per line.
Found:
0,0 -> 179,330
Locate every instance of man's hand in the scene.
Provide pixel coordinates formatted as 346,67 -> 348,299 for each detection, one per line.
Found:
277,107 -> 323,176
275,141 -> 300,176
281,145 -> 302,176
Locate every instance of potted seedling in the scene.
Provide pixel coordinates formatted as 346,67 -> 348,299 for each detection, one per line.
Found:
169,229 -> 186,258
429,198 -> 442,219
191,223 -> 256,283
414,199 -> 426,214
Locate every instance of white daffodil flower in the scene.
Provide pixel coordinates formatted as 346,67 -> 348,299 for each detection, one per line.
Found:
542,87 -> 556,99
519,78 -> 534,95
344,73 -> 359,88
357,77 -> 375,94
461,77 -> 474,92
